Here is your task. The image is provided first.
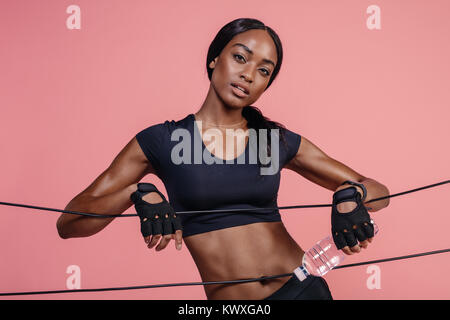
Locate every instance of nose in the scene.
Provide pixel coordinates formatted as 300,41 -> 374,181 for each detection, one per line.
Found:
240,65 -> 255,83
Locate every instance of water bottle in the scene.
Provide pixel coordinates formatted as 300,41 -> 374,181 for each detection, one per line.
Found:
294,220 -> 379,281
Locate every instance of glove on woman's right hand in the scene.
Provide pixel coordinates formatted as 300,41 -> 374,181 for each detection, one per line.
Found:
130,183 -> 183,251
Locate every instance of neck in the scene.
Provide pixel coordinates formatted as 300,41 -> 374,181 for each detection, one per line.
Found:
194,84 -> 247,127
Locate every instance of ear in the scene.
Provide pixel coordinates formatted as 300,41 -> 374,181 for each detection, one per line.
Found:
209,57 -> 218,69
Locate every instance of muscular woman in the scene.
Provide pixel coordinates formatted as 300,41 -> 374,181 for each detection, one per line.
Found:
56,18 -> 390,300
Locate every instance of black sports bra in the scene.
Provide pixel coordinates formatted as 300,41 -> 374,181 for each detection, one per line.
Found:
135,113 -> 301,238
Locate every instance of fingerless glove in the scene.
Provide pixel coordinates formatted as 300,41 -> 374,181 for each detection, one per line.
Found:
130,183 -> 183,237
331,186 -> 374,249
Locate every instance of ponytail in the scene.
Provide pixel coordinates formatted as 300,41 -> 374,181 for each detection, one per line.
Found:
242,106 -> 288,166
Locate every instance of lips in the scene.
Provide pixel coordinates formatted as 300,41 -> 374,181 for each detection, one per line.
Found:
231,82 -> 250,95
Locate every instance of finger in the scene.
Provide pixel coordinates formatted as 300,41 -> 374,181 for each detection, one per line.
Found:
343,230 -> 358,248
353,225 -> 368,243
148,234 -> 161,249
149,213 -> 163,248
156,234 -> 173,251
345,227 -> 361,253
174,230 -> 183,250
350,244 -> 361,253
162,213 -> 172,236
341,246 -> 354,255
332,231 -> 347,250
171,213 -> 183,231
144,235 -> 151,244
152,213 -> 163,236
362,222 -> 375,238
141,218 -> 152,238
367,237 -> 373,243
359,239 -> 369,249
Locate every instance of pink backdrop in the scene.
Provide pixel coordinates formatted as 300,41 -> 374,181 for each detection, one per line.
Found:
0,0 -> 449,300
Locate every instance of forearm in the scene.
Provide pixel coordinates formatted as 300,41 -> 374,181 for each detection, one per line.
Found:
335,178 -> 390,212
57,183 -> 138,238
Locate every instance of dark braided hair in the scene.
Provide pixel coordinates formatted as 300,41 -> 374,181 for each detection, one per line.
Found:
206,18 -> 288,166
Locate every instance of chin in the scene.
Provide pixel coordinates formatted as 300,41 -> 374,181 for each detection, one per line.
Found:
217,92 -> 246,109
225,99 -> 248,110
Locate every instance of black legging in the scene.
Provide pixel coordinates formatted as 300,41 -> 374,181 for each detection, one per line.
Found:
263,274 -> 333,300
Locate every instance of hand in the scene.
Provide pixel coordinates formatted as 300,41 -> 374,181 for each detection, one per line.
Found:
335,200 -> 373,255
331,186 -> 375,255
130,183 -> 183,252
142,192 -> 183,251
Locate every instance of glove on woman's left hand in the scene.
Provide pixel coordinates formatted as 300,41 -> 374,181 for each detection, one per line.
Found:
331,186 -> 374,255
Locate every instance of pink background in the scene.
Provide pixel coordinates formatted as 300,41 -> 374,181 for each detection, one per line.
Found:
0,0 -> 449,300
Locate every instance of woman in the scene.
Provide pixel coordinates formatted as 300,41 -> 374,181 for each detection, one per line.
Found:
56,18 -> 390,300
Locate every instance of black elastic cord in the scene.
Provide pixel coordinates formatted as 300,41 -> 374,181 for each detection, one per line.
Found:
0,180 -> 448,218
334,248 -> 450,269
0,179 -> 448,296
1,248 -> 449,296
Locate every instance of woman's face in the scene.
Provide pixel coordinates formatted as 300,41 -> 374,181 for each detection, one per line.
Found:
209,29 -> 278,108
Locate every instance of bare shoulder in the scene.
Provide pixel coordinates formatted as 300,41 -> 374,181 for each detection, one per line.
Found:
284,136 -> 329,172
78,136 -> 155,198
284,135 -> 365,191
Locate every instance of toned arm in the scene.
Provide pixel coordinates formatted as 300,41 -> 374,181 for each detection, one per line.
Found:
56,137 -> 154,239
285,135 -> 390,255
284,136 -> 390,211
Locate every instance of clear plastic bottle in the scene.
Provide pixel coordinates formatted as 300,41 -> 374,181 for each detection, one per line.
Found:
294,220 -> 379,281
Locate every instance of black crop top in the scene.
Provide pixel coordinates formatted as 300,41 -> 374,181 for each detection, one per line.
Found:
135,113 -> 302,238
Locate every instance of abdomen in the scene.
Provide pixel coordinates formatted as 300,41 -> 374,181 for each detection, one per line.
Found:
183,221 -> 305,300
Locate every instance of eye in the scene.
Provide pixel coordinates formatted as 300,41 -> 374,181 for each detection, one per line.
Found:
233,54 -> 245,62
260,69 -> 270,76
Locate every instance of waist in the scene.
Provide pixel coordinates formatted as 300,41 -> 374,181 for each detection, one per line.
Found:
183,221 -> 305,299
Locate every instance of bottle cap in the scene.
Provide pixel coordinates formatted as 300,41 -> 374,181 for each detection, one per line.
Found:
294,266 -> 309,282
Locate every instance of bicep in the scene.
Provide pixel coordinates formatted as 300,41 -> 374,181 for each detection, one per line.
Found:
284,136 -> 366,191
80,137 -> 155,198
